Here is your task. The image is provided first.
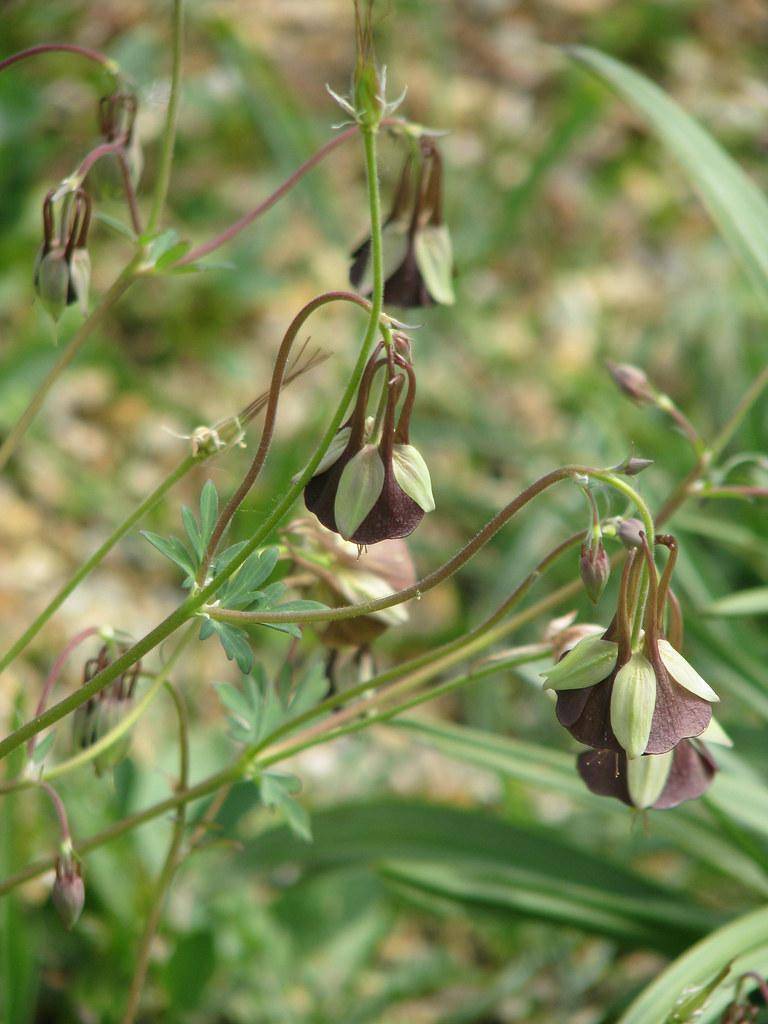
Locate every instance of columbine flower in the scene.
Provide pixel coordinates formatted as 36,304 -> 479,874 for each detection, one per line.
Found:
543,539 -> 717,759
71,643 -> 140,775
34,188 -> 92,320
284,516 -> 416,647
304,345 -> 434,544
350,139 -> 455,308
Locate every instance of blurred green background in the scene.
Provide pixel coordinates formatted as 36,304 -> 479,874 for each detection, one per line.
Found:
1,1 -> 767,1021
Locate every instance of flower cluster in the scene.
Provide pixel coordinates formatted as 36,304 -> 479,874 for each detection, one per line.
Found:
304,337 -> 434,546
542,531 -> 729,810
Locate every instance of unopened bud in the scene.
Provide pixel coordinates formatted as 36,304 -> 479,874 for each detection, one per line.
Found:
606,362 -> 654,404
616,456 -> 654,477
53,846 -> 84,929
579,540 -> 610,604
616,518 -> 646,549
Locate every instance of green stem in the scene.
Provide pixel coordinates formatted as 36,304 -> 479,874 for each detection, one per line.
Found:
256,645 -> 550,768
120,680 -> 189,1024
0,264 -> 137,474
709,364 -> 768,461
0,120 -> 386,761
0,346 -> 323,677
8,627 -> 193,793
204,469 -> 646,629
147,0 -> 185,233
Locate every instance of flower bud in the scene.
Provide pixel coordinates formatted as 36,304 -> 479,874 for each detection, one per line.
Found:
71,644 -> 140,775
615,455 -> 654,477
606,361 -> 654,404
34,248 -> 73,321
579,540 -> 610,604
53,845 -> 84,929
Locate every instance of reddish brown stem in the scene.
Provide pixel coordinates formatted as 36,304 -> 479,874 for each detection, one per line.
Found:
0,43 -> 115,74
198,291 -> 375,579
28,627 -> 99,759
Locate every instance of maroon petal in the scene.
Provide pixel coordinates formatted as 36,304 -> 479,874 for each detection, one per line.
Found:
304,447 -> 356,535
577,749 -> 632,806
349,235 -> 372,291
350,465 -> 424,545
645,659 -> 712,755
383,245 -> 434,308
556,677 -> 622,752
654,740 -> 717,809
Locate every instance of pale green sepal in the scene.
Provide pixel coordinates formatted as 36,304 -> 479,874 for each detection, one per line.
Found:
36,252 -> 71,321
610,652 -> 657,759
697,717 -> 733,748
313,427 -> 352,477
334,445 -> 385,540
657,639 -> 719,702
414,224 -> 455,305
540,635 -> 618,691
392,444 -> 435,513
69,249 -> 91,313
627,750 -> 673,809
336,569 -> 409,626
357,220 -> 411,295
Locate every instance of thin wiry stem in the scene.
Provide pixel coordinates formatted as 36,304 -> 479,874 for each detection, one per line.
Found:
120,680 -> 189,1024
147,0 -> 185,232
0,43 -> 117,75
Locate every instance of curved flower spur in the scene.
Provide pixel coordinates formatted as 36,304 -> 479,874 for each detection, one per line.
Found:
304,338 -> 434,545
542,530 -> 719,762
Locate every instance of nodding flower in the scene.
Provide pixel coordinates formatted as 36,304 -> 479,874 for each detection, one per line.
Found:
52,842 -> 85,930
350,138 -> 455,308
34,188 -> 92,321
304,340 -> 434,545
577,723 -> 730,810
283,516 -> 416,648
542,532 -> 718,762
94,91 -> 143,194
71,642 -> 141,776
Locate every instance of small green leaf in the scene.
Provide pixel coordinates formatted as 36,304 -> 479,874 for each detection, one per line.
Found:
260,772 -> 312,842
214,683 -> 253,722
181,506 -> 203,562
199,481 -> 219,547
209,621 -> 253,675
141,531 -> 196,579
702,586 -> 768,618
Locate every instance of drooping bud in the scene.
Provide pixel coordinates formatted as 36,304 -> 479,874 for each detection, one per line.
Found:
579,539 -> 610,604
93,92 -> 143,196
71,643 -> 140,775
350,139 -> 455,308
52,843 -> 84,929
34,189 -> 92,321
284,517 -> 416,647
615,455 -> 654,477
606,361 -> 655,405
305,345 -> 434,544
